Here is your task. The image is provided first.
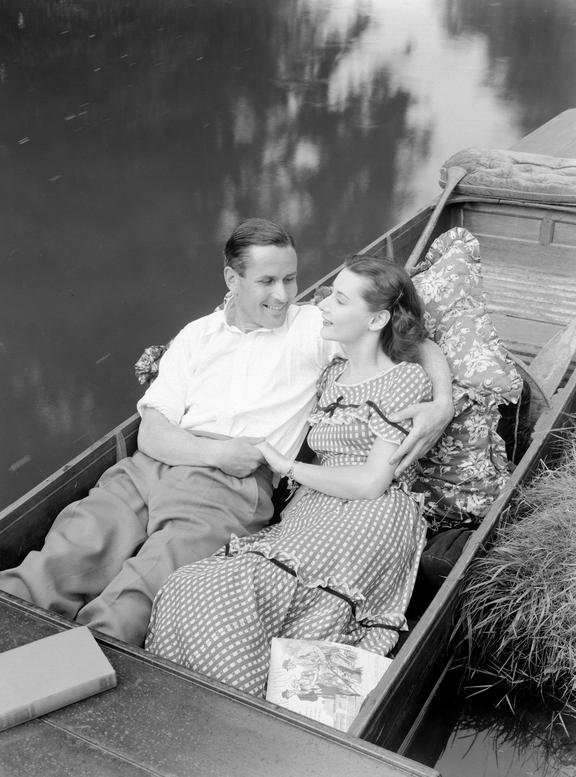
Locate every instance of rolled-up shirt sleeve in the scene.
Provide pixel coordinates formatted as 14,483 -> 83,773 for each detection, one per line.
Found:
136,323 -> 197,425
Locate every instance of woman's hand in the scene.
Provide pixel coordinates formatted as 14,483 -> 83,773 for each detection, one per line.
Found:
256,441 -> 292,476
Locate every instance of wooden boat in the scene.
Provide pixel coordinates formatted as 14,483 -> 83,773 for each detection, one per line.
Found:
2,109 -> 576,777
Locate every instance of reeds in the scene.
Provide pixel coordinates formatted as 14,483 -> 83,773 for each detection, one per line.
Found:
458,437 -> 576,708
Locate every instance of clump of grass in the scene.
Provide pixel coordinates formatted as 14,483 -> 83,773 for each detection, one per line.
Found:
458,439 -> 576,707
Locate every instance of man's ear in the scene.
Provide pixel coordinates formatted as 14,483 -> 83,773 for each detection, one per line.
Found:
223,266 -> 238,293
369,309 -> 391,331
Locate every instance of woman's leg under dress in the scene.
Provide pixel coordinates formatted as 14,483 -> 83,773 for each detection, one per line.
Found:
147,554 -> 297,696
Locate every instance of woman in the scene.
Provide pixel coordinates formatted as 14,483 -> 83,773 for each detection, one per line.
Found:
145,255 -> 432,696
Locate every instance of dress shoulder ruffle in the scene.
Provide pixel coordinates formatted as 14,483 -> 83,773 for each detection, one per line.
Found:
309,361 -> 429,436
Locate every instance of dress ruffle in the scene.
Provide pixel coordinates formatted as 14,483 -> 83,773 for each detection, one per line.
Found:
226,534 -> 408,631
309,405 -> 372,427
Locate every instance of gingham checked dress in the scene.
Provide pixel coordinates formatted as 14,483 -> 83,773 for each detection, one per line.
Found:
145,358 -> 431,696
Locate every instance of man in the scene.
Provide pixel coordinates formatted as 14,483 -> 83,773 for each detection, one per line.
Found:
0,218 -> 452,646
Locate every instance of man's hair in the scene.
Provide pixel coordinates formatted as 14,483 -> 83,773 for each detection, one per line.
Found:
224,218 -> 295,275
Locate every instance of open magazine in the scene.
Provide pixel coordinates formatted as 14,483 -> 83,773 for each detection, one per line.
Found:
265,638 -> 392,732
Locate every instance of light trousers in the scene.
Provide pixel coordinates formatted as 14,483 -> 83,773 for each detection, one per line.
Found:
0,451 -> 273,646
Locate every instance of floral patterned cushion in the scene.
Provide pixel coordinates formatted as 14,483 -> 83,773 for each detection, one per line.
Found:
410,227 -> 523,532
135,345 -> 168,386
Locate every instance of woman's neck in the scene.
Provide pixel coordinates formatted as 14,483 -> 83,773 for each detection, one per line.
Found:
340,342 -> 396,383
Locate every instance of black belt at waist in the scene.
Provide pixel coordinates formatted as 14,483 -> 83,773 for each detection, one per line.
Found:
227,546 -> 402,634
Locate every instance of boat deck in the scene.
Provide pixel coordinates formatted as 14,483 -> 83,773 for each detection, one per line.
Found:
460,198 -> 576,360
465,110 -> 576,361
0,595 -> 438,777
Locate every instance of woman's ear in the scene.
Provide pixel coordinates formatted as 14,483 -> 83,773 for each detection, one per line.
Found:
369,309 -> 391,331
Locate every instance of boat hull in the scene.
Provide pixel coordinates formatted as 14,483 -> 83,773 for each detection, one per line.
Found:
3,109 -> 576,776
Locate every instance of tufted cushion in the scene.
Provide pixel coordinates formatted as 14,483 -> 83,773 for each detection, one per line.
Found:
410,227 -> 523,532
440,148 -> 576,205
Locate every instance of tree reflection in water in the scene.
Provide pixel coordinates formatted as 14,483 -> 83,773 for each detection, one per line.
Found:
443,0 -> 576,130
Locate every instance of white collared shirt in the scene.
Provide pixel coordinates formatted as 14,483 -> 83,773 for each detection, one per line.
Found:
137,304 -> 340,459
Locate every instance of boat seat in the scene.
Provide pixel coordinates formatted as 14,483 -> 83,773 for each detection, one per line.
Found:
440,147 -> 576,205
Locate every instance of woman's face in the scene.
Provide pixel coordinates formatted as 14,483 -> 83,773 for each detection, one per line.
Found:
318,268 -> 381,345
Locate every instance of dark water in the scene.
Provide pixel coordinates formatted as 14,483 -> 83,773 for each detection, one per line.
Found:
407,670 -> 576,777
2,0 -> 576,773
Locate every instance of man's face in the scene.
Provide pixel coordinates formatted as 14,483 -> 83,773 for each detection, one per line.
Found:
224,244 -> 298,331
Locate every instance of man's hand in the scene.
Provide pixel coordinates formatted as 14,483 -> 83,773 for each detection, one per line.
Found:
388,399 -> 454,476
215,437 -> 265,478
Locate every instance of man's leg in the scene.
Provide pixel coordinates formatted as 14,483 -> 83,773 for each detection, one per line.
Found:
76,465 -> 273,646
0,452 -> 161,618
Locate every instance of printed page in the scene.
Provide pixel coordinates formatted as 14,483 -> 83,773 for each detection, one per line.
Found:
266,638 -> 391,732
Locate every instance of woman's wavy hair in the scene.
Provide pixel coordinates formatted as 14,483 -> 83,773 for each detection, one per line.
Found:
345,254 -> 427,363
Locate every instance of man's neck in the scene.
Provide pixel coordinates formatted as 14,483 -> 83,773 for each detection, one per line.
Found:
223,299 -> 262,333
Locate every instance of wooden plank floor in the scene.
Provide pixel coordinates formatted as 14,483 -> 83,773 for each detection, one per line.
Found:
0,596 -> 439,777
453,199 -> 576,361
493,108 -> 576,356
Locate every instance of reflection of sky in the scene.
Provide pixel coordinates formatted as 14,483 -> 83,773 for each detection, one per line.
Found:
301,0 -> 520,212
